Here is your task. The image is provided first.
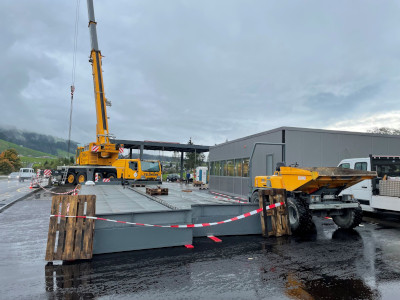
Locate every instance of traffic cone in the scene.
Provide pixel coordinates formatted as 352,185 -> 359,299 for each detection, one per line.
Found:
29,182 -> 33,189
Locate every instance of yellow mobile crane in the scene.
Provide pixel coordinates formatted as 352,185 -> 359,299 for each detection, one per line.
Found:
63,0 -> 161,185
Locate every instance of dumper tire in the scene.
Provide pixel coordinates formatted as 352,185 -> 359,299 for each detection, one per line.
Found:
332,206 -> 363,229
250,191 -> 259,203
287,197 -> 313,234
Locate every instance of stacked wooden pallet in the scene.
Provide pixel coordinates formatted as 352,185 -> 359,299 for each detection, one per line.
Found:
259,189 -> 291,237
45,195 -> 96,261
146,186 -> 168,195
132,184 -> 146,187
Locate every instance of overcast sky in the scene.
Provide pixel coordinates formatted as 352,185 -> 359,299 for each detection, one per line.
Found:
2,0 -> 400,148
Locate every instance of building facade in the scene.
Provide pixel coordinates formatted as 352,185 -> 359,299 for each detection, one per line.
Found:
209,127 -> 400,197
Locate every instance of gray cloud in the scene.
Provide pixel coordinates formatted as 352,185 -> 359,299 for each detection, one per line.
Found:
2,0 -> 400,147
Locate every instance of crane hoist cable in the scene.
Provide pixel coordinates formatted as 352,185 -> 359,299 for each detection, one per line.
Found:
67,0 -> 81,157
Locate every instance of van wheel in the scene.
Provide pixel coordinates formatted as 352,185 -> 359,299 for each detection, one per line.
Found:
287,197 -> 313,234
332,206 -> 363,229
250,191 -> 259,203
77,172 -> 86,184
67,172 -> 76,185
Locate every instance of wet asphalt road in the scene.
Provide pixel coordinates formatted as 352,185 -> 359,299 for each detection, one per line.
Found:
1,190 -> 400,299
0,178 -> 32,208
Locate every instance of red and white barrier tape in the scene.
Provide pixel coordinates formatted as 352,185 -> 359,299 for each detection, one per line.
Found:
213,196 -> 248,204
37,182 -> 79,195
50,202 -> 284,228
210,191 -> 248,202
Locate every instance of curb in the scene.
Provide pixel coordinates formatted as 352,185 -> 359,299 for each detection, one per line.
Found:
0,188 -> 42,213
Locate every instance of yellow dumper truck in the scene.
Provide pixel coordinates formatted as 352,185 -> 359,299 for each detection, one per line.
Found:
251,165 -> 376,233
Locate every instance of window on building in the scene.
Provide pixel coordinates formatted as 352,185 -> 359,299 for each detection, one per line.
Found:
227,160 -> 234,176
242,158 -> 249,177
354,162 -> 367,171
339,163 -> 350,169
235,159 -> 242,177
221,161 -> 226,176
222,161 -> 227,176
215,161 -> 220,176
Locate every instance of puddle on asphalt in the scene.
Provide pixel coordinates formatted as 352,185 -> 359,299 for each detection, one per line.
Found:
40,226 -> 400,299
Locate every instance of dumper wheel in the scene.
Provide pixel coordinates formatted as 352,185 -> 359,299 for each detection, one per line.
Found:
250,191 -> 259,203
287,197 -> 313,234
332,206 -> 363,229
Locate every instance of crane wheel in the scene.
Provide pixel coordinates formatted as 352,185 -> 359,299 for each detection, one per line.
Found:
77,172 -> 87,184
107,173 -> 117,179
67,173 -> 76,185
287,197 -> 313,234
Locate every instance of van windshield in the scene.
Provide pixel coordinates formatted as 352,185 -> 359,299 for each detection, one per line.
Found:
141,161 -> 160,172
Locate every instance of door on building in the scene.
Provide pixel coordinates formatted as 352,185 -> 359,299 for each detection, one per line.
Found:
266,154 -> 274,175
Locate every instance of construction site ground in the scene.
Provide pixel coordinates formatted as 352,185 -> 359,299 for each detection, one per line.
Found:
1,185 -> 400,299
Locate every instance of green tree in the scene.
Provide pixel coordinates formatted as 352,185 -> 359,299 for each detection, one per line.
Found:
184,138 -> 205,170
368,127 -> 400,135
0,149 -> 22,172
0,159 -> 14,175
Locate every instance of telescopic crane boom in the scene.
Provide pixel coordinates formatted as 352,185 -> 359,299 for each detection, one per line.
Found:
87,0 -> 110,145
75,0 -> 121,166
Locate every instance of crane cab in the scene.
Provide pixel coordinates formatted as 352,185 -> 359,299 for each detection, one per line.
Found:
112,159 -> 161,181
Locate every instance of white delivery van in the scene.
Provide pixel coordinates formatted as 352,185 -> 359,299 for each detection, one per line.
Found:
18,168 -> 35,182
338,155 -> 400,213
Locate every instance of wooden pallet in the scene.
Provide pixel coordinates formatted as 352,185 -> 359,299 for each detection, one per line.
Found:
193,181 -> 203,187
45,195 -> 96,261
259,189 -> 291,237
146,186 -> 168,195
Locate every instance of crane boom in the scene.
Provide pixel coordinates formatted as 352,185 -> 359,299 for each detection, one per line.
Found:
87,0 -> 109,145
68,0 -> 162,185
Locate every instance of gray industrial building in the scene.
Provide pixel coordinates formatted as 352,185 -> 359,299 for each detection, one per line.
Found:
209,126 -> 400,198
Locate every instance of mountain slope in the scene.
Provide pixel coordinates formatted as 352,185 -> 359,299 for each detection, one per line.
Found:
0,139 -> 55,157
0,127 -> 78,156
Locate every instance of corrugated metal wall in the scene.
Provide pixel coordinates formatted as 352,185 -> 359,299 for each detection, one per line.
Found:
209,127 -> 400,197
285,128 -> 400,167
209,128 -> 284,197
